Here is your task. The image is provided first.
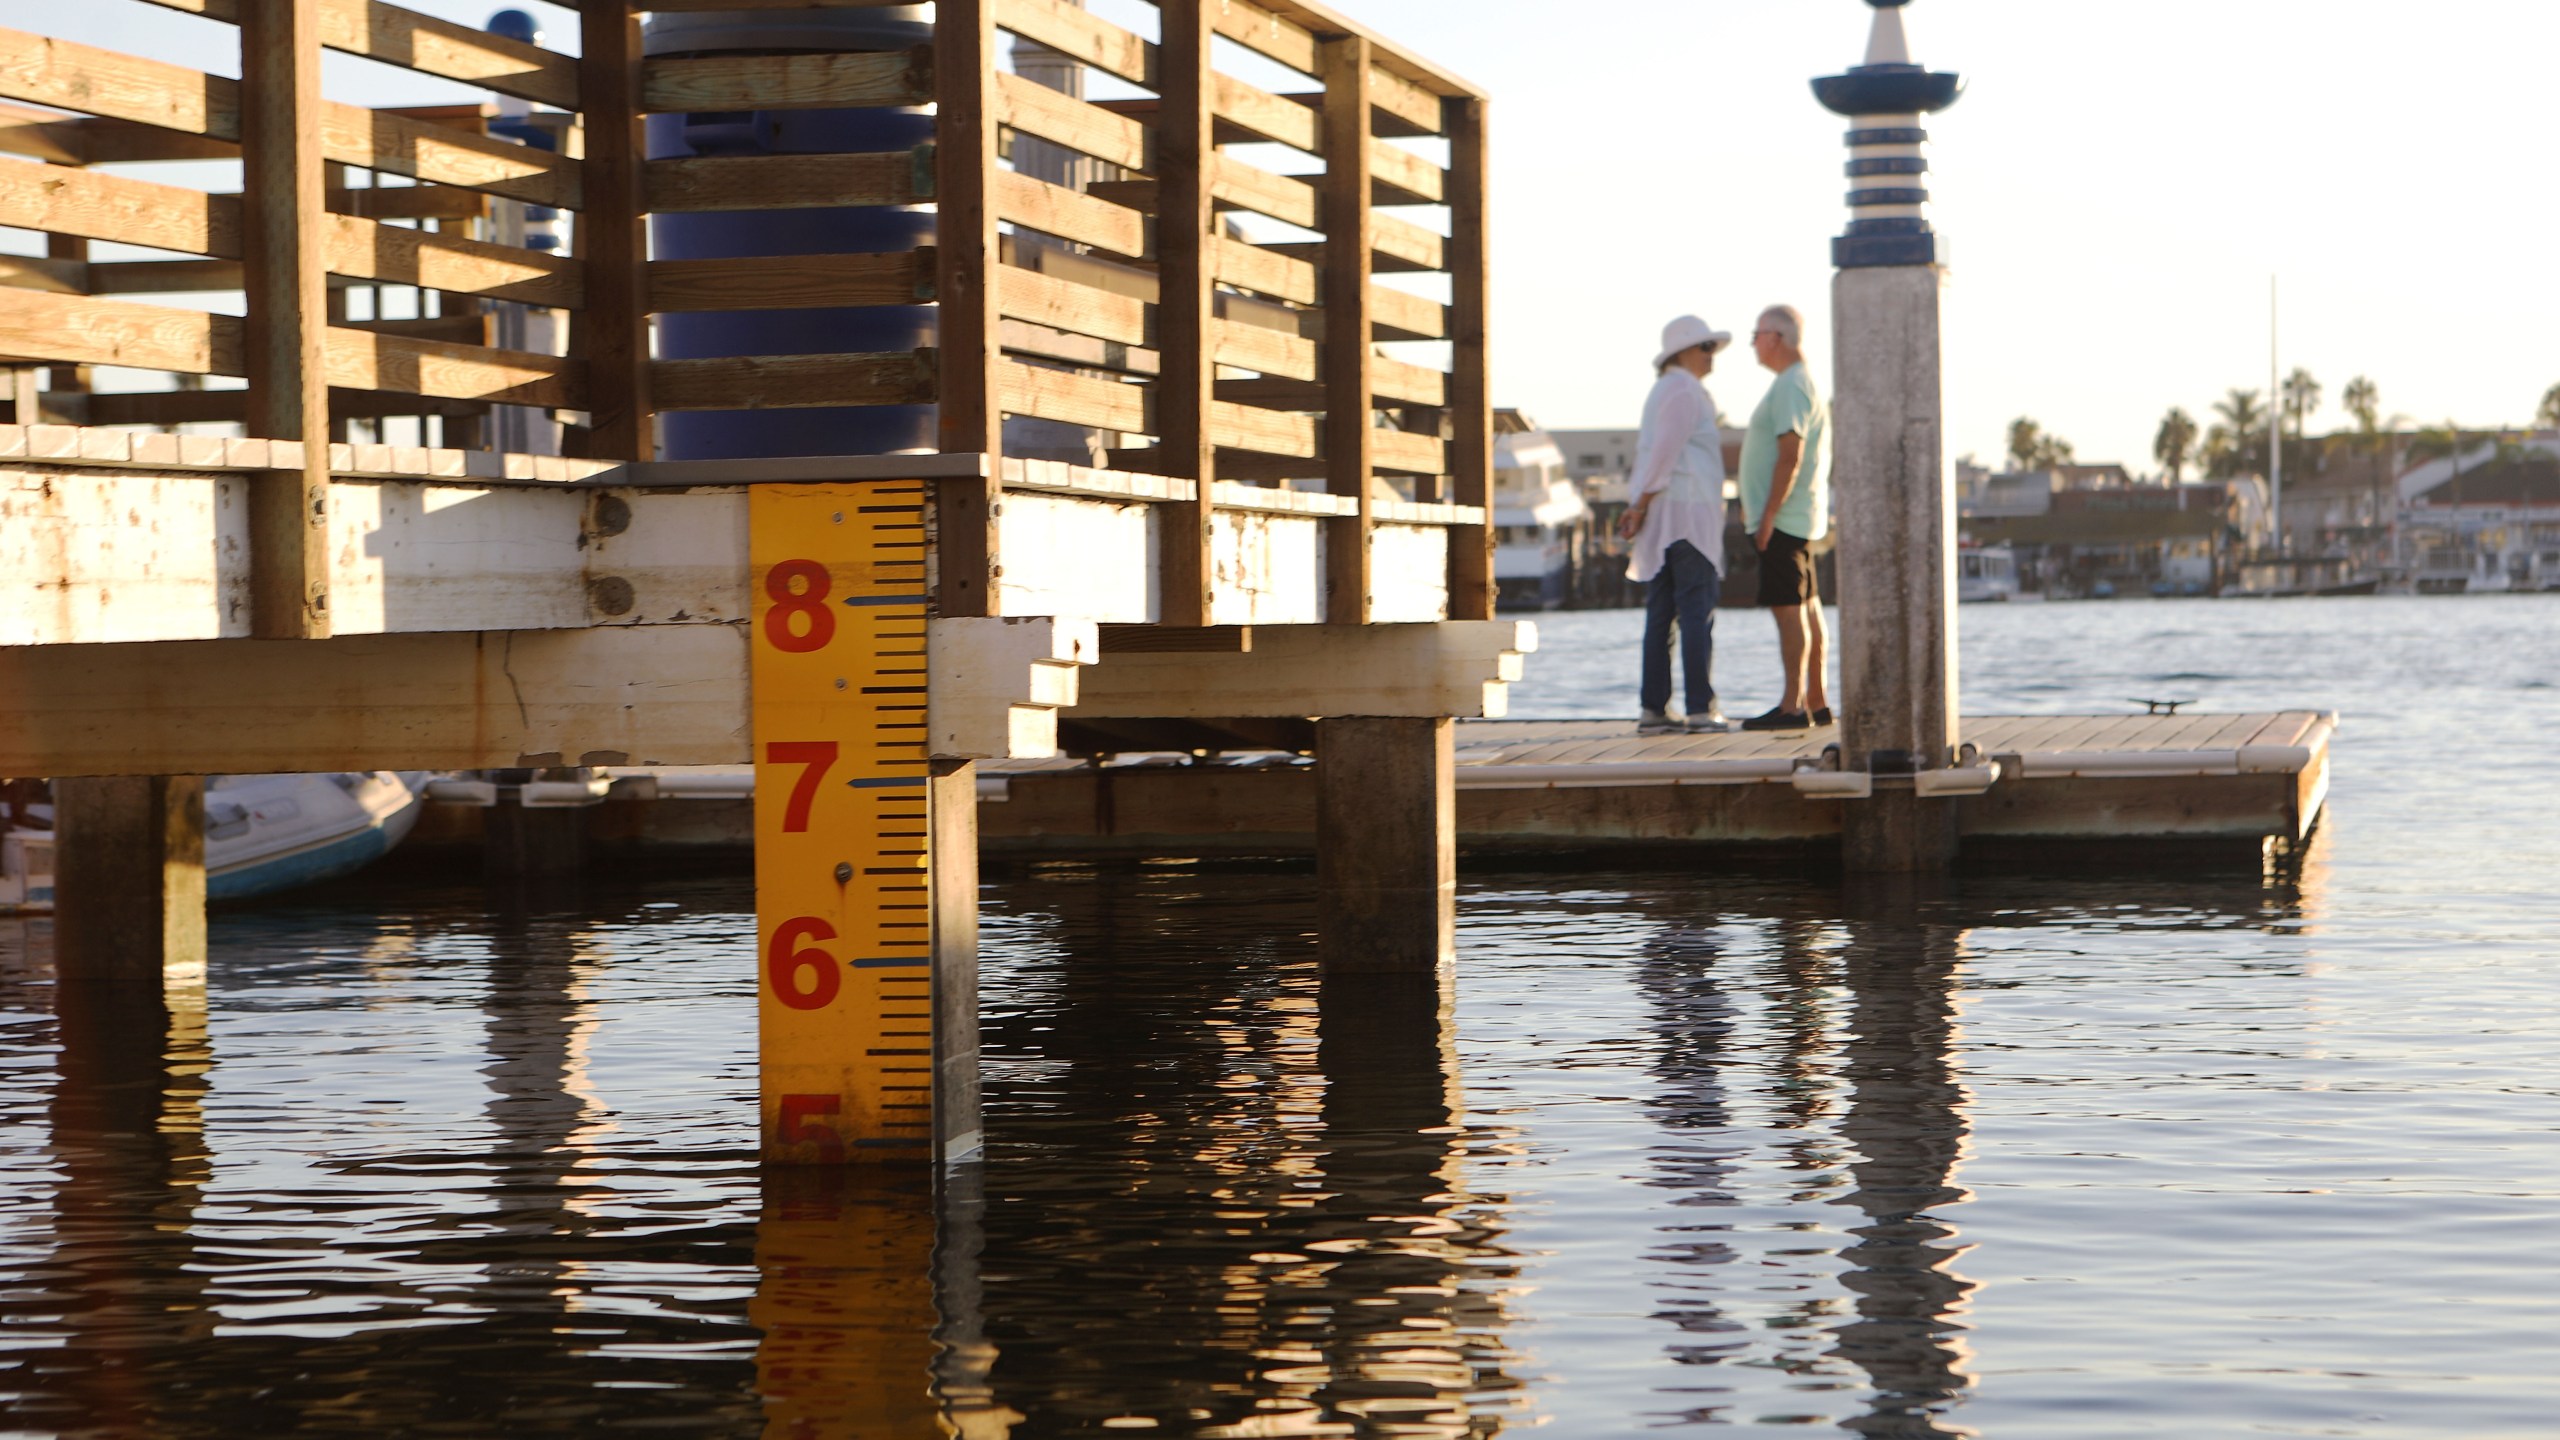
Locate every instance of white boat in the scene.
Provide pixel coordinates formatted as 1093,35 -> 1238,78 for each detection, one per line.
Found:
205,772 -> 429,901
1494,423 -> 1590,610
0,772 -> 427,912
1958,544 -> 2019,603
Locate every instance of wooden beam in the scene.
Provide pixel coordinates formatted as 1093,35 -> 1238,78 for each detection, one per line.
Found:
1445,95 -> 1493,621
642,47 -> 932,113
993,71 -> 1148,171
80,387 -> 494,425
1213,235 -> 1318,305
935,0 -> 1003,619
992,0 -> 1152,87
647,252 -> 935,313
0,628 -> 754,775
0,253 -> 85,293
1068,621 -> 1532,720
995,264 -> 1148,347
1154,0 -> 1216,629
993,171 -> 1145,260
1321,35 -> 1375,627
1099,624 -> 1251,654
580,1 -> 652,461
0,27 -> 579,204
645,151 -> 927,213
651,351 -> 936,411
239,0 -> 332,639
131,0 -> 580,108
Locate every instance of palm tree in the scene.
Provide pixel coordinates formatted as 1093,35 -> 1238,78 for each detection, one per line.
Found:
2153,407 -> 2198,484
2006,417 -> 2044,472
2342,376 -> 2380,435
2207,389 -> 2266,479
2281,368 -> 2322,439
2538,383 -> 2560,431
2340,377 -> 2404,535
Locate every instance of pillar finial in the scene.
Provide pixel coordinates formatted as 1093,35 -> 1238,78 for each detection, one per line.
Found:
1813,0 -> 1963,269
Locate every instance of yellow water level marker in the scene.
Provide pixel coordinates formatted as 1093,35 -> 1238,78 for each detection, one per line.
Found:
751,482 -> 938,1164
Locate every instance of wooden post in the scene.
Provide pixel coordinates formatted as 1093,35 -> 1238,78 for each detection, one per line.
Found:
1315,717 -> 1454,973
579,0 -> 654,462
1445,95 -> 1495,622
1155,0 -> 1217,629
238,0 -> 332,639
51,776 -> 207,984
1834,264 -> 1960,871
929,758 -> 983,1162
934,0 -> 1004,619
1320,36 -> 1376,626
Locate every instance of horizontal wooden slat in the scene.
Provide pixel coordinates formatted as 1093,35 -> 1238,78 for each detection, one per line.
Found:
1092,170 -> 1441,269
1372,214 -> 1444,271
642,48 -> 931,113
132,0 -> 579,108
324,327 -> 577,407
1369,140 -> 1443,204
1216,355 -> 1446,409
0,28 -> 579,206
995,0 -> 1152,86
88,260 -> 244,295
0,162 -> 578,305
995,71 -> 1149,171
79,388 -> 494,425
343,314 -> 489,345
0,288 -> 575,404
1213,235 -> 1318,305
0,286 -> 232,375
1264,239 -> 1433,275
645,150 -> 927,212
995,171 -> 1146,259
1374,427 -> 1446,475
1212,318 -> 1315,381
1245,0 -> 1481,108
998,264 -> 1148,348
0,253 -> 82,292
999,360 -> 1146,432
331,183 -> 487,221
0,99 -> 82,163
648,252 -> 934,313
1213,399 -> 1317,457
1208,0 -> 1446,132
1095,79 -> 1319,154
651,350 -> 936,411
1371,286 -> 1448,341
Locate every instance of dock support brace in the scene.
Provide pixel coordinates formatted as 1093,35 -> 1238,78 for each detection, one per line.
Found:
1317,717 -> 1456,973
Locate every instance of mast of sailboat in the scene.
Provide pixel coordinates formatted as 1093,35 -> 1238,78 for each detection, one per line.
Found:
2269,275 -> 2283,556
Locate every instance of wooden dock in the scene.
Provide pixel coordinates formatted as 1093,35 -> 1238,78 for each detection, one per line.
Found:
444,710 -> 2328,867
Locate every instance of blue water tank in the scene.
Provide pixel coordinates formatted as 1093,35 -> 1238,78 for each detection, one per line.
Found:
644,9 -> 937,461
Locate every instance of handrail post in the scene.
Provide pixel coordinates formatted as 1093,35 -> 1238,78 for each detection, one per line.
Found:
1445,95 -> 1495,622
934,0 -> 1003,619
1320,34 -> 1376,625
238,0 -> 332,638
1156,0 -> 1217,629
578,0 -> 654,462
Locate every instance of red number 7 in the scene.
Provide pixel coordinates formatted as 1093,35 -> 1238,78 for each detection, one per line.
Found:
766,741 -> 839,833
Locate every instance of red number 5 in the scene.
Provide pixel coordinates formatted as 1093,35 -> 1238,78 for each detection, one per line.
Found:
767,916 -> 841,1011
763,559 -> 836,653
777,1094 -> 844,1164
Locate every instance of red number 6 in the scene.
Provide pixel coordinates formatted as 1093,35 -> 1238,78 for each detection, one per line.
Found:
763,559 -> 837,653
766,916 -> 841,1011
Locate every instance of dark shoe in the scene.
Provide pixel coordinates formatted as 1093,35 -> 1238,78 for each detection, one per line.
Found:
1741,707 -> 1812,732
1811,707 -> 1835,727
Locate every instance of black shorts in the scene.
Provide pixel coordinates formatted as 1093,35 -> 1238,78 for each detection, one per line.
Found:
1755,529 -> 1818,607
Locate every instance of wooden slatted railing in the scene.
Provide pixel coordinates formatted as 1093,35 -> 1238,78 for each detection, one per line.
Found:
0,0 -> 1493,626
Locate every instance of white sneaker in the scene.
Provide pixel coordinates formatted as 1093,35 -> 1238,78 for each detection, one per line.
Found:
1637,709 -> 1682,736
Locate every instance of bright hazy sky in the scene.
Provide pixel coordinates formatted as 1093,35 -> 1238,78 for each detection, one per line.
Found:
11,0 -> 2555,470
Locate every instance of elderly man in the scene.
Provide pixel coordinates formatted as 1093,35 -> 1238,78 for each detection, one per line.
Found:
1620,314 -> 1734,735
1737,305 -> 1833,731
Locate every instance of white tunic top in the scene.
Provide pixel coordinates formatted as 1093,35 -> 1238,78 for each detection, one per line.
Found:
1625,367 -> 1727,583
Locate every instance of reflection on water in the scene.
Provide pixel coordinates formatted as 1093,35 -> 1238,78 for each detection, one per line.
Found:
5,594 -> 2560,1440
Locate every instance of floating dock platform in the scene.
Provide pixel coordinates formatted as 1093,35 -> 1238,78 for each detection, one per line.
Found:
405,710 -> 2333,869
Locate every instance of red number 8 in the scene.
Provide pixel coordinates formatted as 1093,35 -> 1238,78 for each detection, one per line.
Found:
767,917 -> 841,1011
763,559 -> 836,654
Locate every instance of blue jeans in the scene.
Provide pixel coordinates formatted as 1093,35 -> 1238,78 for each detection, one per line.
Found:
1641,540 -> 1719,717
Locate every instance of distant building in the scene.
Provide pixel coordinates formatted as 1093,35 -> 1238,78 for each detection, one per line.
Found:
1958,462 -> 2232,596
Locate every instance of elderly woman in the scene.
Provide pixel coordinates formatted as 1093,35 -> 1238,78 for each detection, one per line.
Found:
1620,314 -> 1733,734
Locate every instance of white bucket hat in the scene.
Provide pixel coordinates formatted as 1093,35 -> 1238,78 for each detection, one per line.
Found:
1653,314 -> 1734,370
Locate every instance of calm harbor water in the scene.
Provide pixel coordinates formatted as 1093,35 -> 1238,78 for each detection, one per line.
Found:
4,595 -> 2557,1437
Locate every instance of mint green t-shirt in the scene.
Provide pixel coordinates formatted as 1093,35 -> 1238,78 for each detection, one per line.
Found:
1738,363 -> 1830,542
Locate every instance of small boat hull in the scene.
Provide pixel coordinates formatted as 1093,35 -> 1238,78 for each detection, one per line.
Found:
205,772 -> 426,902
